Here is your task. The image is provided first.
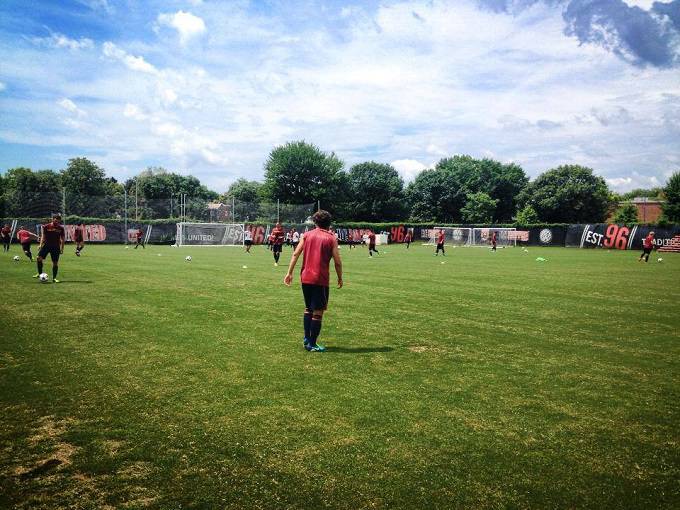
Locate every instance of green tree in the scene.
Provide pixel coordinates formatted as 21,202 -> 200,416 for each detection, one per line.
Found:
622,187 -> 664,200
613,204 -> 639,224
518,165 -> 611,223
261,141 -> 348,217
347,162 -> 407,221
515,205 -> 539,224
662,171 -> 680,222
460,192 -> 498,223
220,178 -> 262,204
2,167 -> 62,217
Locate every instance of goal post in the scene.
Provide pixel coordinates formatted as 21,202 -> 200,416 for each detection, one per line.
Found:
423,227 -> 472,246
176,222 -> 245,247
471,227 -> 517,247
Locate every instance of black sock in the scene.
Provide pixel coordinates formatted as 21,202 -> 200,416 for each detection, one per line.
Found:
304,312 -> 312,339
310,318 -> 322,344
37,260 -> 43,273
53,266 -> 58,279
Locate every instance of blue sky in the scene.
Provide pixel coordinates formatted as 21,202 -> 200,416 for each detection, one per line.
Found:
0,0 -> 679,192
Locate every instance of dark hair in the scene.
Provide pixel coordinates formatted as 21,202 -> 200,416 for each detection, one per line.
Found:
312,210 -> 332,229
53,214 -> 62,221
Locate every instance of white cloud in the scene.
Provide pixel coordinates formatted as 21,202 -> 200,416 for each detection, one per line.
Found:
123,103 -> 148,121
391,159 -> 429,182
102,42 -> 159,74
0,82 -> 6,92
30,32 -> 94,50
157,11 -> 207,45
58,98 -> 86,117
606,172 -> 661,192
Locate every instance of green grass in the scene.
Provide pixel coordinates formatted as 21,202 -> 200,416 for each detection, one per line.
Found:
1,243 -> 679,509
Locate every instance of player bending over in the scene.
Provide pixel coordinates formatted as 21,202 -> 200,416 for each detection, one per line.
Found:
271,222 -> 285,266
435,229 -> 445,256
74,223 -> 85,256
16,226 -> 39,261
34,214 -> 65,283
1,224 -> 10,252
638,231 -> 655,262
284,210 -> 343,352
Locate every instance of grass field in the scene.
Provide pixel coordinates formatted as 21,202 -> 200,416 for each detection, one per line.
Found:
1,242 -> 679,509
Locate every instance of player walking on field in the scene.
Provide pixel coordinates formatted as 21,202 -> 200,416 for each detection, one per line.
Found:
368,230 -> 379,257
404,231 -> 412,249
271,222 -> 285,266
284,210 -> 343,352
74,223 -> 85,256
244,228 -> 253,253
491,231 -> 497,252
638,231 -> 655,262
16,226 -> 39,261
1,224 -> 10,252
34,214 -> 65,283
291,228 -> 300,250
435,229 -> 445,256
134,227 -> 144,249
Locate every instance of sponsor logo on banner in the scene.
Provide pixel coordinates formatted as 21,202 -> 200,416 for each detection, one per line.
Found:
65,224 -> 106,242
580,224 -> 635,250
452,229 -> 463,241
539,229 -> 553,244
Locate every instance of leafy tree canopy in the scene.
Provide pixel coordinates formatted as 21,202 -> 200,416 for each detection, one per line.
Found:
662,171 -> 680,222
347,162 -> 406,221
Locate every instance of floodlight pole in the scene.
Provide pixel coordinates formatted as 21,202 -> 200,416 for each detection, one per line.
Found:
232,196 -> 235,223
317,200 -> 320,212
124,188 -> 128,244
277,199 -> 280,223
62,187 -> 66,217
135,179 -> 138,221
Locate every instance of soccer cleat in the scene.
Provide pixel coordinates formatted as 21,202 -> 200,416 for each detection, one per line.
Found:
53,279 -> 60,283
308,344 -> 326,352
303,337 -> 311,349
75,251 -> 80,257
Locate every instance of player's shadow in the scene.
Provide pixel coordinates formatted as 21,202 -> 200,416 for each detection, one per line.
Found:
325,346 -> 393,354
58,280 -> 94,284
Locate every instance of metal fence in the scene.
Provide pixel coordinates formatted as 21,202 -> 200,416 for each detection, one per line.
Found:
0,190 -> 316,225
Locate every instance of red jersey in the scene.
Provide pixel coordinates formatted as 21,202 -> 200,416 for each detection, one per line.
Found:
437,232 -> 445,244
492,233 -> 497,244
271,228 -> 285,245
1,227 -> 9,238
368,232 -> 376,245
301,228 -> 336,287
136,230 -> 143,240
42,222 -> 65,247
16,229 -> 33,243
73,226 -> 84,242
643,234 -> 654,249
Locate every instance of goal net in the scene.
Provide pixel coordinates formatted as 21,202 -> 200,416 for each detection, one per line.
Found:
176,222 -> 245,246
471,228 -> 517,247
423,227 -> 472,246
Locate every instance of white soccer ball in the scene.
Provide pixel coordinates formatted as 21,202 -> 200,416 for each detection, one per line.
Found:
657,257 -> 663,263
242,265 -> 248,269
39,273 -> 49,282
185,255 -> 192,261
13,255 -> 20,261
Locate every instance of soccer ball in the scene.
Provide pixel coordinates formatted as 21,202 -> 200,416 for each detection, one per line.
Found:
13,256 -> 20,261
657,257 -> 663,263
185,255 -> 192,261
39,273 -> 49,282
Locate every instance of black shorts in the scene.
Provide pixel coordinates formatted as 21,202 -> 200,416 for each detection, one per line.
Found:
1,236 -> 9,245
38,245 -> 61,262
292,241 -> 299,249
369,243 -> 376,250
302,284 -> 329,311
436,242 -> 444,250
21,242 -> 32,252
273,244 -> 282,253
245,240 -> 252,246
643,247 -> 652,254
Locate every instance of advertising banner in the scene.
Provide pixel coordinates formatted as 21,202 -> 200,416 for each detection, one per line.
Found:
567,224 -> 680,250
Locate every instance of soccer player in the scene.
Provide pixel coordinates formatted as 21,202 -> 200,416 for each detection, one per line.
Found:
491,231 -> 497,252
271,222 -> 285,266
34,214 -> 65,283
291,228 -> 300,250
284,210 -> 343,352
244,228 -> 253,253
74,222 -> 85,256
134,227 -> 144,249
638,231 -> 655,262
1,224 -> 10,252
16,226 -> 39,261
368,230 -> 379,257
404,230 -> 412,249
435,229 -> 445,256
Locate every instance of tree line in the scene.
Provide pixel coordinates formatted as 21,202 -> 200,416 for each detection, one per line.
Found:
2,143 -> 679,224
